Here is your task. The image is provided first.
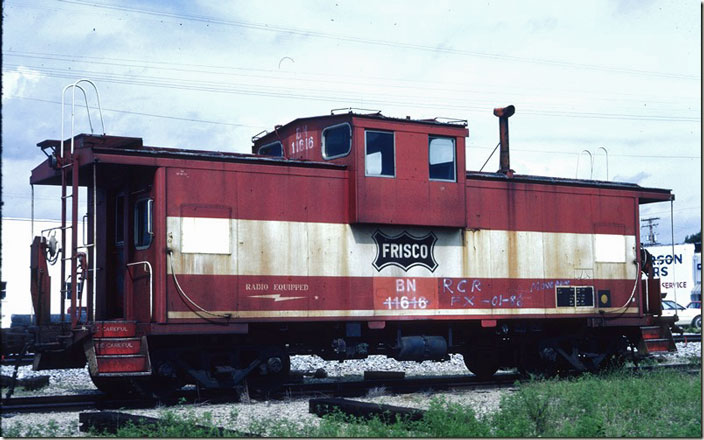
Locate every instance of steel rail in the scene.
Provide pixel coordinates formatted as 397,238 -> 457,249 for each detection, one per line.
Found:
672,333 -> 702,343
2,363 -> 699,414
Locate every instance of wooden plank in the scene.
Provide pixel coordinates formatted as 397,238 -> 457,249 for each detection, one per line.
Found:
309,397 -> 425,423
78,411 -> 258,436
363,370 -> 405,380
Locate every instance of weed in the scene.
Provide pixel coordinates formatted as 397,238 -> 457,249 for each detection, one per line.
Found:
365,386 -> 387,398
5,368 -> 697,438
2,418 -> 78,437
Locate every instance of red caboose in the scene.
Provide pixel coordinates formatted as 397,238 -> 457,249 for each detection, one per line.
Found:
28,90 -> 674,395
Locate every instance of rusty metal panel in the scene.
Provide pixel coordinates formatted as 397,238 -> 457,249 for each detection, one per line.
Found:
30,237 -> 52,325
466,178 -> 638,235
164,273 -> 639,321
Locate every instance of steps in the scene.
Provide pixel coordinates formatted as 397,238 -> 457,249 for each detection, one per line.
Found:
639,325 -> 676,354
92,321 -> 150,375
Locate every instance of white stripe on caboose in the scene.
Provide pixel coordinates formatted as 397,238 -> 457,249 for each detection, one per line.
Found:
167,306 -> 640,320
166,217 -> 637,280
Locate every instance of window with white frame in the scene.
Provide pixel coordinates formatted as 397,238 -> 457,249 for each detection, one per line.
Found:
429,136 -> 456,181
322,123 -> 351,159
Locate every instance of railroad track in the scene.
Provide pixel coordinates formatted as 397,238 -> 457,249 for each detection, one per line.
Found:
3,362 -> 700,414
0,354 -> 34,366
0,371 -> 519,414
1,393 -> 105,414
672,333 -> 702,343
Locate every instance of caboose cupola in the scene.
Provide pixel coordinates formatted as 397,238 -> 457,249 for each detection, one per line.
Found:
252,110 -> 469,227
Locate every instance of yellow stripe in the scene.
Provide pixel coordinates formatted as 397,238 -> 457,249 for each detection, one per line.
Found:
167,307 -> 638,320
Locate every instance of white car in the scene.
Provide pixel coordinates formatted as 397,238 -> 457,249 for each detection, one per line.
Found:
662,300 -> 702,330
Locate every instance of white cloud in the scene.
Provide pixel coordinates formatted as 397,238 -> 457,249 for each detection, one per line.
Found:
0,0 -> 700,242
2,67 -> 43,100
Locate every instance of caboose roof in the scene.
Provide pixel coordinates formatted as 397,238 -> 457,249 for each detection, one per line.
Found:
30,134 -> 345,186
30,133 -> 673,205
276,110 -> 468,129
466,171 -> 672,204
252,111 -> 468,145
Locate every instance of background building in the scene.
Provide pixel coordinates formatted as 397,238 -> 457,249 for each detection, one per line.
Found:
645,242 -> 701,305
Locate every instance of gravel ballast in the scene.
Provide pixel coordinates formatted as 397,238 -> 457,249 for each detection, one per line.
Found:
2,342 -> 700,436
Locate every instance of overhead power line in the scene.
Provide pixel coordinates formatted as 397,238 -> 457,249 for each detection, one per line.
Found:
5,50 -> 697,108
467,145 -> 701,160
50,0 -> 698,81
5,95 -> 264,129
6,94 -> 701,162
3,63 -> 699,123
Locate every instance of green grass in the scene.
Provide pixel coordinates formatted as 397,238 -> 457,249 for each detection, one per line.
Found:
271,369 -> 701,438
1,419 -> 79,437
489,369 -> 701,437
3,369 -> 700,437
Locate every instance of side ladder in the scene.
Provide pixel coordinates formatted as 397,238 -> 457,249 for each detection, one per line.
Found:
58,79 -> 105,329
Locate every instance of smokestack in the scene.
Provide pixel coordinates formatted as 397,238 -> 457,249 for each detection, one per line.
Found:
493,105 -> 515,176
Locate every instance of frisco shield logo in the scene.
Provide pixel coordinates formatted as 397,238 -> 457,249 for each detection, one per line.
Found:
372,230 -> 438,272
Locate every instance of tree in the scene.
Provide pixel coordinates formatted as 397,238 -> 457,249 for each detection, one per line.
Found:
684,231 -> 701,244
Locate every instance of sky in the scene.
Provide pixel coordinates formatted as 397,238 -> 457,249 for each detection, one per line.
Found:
1,0 -> 701,244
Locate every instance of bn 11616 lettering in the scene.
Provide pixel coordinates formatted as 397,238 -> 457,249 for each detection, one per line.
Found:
383,296 -> 429,310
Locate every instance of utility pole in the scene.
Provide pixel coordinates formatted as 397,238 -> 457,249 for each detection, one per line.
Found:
641,217 -> 660,245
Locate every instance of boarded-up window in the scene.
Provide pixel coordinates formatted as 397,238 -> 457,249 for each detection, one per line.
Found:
180,205 -> 232,254
594,234 -> 626,263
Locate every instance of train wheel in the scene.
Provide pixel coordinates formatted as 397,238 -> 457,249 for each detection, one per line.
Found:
247,346 -> 291,391
463,349 -> 499,379
517,344 -> 558,378
145,358 -> 184,398
597,335 -> 629,372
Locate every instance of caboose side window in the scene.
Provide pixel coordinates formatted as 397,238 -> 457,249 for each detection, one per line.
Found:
322,123 -> 351,159
365,130 -> 395,177
257,141 -> 283,157
134,198 -> 153,249
429,136 -> 456,182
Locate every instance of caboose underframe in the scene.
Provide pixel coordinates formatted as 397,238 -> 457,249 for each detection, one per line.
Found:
25,108 -> 675,396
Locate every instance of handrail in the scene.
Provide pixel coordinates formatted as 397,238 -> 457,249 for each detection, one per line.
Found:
126,261 -> 153,322
576,149 -> 593,179
61,83 -> 90,158
60,79 -> 106,156
595,146 -> 609,181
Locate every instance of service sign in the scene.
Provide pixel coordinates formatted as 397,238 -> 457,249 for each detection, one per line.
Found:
646,243 -> 698,302
372,230 -> 438,272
